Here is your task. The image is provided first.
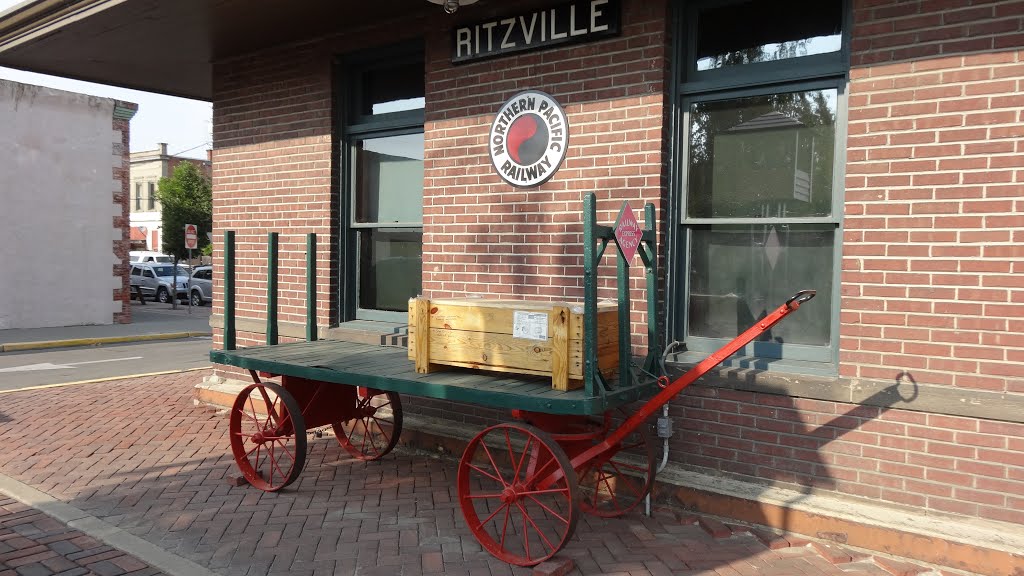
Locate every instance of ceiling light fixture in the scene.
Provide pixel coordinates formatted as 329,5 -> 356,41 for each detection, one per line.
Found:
427,0 -> 478,14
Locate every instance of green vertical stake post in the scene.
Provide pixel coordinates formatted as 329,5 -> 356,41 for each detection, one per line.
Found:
617,230 -> 631,387
583,194 -> 598,398
224,231 -> 235,351
267,232 -> 278,346
306,233 -> 317,342
643,203 -> 660,373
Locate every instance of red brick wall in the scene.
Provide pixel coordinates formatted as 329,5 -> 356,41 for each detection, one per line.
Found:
673,387 -> 1024,524
206,1 -> 1024,529
424,0 -> 670,352
167,156 -> 212,181
210,17 -> 428,353
669,0 -> 1024,526
843,0 -> 1024,394
212,42 -> 335,349
211,2 -> 668,351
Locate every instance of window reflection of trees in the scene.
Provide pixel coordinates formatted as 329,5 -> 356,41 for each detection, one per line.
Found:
697,39 -> 814,70
687,89 -> 836,219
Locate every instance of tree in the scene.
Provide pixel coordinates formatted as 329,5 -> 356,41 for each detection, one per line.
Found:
158,161 -> 212,307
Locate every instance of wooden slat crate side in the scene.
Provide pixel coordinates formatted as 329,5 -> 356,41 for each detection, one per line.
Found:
421,298 -> 616,334
409,327 -> 618,380
407,297 -> 619,391
413,327 -> 552,372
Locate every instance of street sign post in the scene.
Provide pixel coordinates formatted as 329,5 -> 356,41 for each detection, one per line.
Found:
184,224 -> 198,250
185,224 -> 197,313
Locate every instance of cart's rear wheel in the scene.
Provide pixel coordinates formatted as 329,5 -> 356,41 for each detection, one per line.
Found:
332,390 -> 402,460
229,381 -> 306,492
458,423 -> 579,566
577,415 -> 656,518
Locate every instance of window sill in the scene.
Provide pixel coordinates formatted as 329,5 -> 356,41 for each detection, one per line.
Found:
666,350 -> 838,379
324,320 -> 408,347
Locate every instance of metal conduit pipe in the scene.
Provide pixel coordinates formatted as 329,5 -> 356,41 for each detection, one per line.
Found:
646,341 -> 684,516
645,403 -> 672,516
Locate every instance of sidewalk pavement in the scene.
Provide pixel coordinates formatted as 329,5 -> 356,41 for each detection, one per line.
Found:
1,496 -> 167,576
0,302 -> 212,352
0,371 -> 978,576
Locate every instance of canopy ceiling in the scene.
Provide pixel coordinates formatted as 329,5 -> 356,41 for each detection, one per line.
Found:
0,0 -> 432,101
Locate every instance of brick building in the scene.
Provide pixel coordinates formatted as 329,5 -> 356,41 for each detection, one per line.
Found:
129,143 -> 213,252
1,0 -> 1020,572
0,78 -> 136,328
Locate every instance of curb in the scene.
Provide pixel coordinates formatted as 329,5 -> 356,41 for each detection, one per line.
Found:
0,471 -> 221,576
0,331 -> 212,353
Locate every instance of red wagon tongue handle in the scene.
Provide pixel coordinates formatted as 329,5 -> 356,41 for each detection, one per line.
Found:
565,289 -> 817,473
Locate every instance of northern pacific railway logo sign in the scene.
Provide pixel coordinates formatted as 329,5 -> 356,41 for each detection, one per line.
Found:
489,90 -> 569,188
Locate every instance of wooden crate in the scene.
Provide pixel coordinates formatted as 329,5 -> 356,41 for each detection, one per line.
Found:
407,297 -> 619,391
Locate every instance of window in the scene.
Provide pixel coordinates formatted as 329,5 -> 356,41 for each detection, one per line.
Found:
671,0 -> 847,372
693,0 -> 842,72
148,182 -> 156,210
130,267 -> 141,277
134,183 -> 142,211
341,45 -> 425,321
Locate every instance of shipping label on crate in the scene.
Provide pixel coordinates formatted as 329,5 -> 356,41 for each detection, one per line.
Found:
512,310 -> 548,341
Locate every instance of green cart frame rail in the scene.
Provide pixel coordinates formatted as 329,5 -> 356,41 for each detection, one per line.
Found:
211,193 -> 663,416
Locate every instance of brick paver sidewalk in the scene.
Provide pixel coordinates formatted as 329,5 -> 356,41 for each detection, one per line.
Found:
0,374 -> 968,576
0,497 -> 164,576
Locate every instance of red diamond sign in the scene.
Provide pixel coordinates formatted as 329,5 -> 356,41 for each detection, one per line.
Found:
614,201 -> 641,263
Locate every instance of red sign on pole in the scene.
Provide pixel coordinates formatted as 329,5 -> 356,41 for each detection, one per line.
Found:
184,224 -> 198,250
614,201 -> 641,263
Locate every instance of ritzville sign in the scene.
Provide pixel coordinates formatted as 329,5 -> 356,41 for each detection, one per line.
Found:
452,0 -> 621,63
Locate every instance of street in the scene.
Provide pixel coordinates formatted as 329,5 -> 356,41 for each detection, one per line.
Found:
0,337 -> 211,391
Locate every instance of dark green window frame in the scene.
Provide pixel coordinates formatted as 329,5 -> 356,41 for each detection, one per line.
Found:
667,0 -> 851,376
336,43 -> 425,323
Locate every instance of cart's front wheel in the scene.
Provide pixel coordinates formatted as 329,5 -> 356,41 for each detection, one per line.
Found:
332,389 -> 403,460
229,381 -> 306,491
458,423 -> 579,566
577,414 -> 656,518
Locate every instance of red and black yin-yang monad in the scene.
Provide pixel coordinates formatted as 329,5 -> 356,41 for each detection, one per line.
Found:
489,90 -> 569,188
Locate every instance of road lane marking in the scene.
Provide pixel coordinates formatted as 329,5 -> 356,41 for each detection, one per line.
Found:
0,366 -> 211,394
0,356 -> 145,373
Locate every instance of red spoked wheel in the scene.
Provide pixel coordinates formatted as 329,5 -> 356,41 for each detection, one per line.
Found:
577,414 -> 656,518
458,423 -> 580,566
332,389 -> 403,461
229,381 -> 307,492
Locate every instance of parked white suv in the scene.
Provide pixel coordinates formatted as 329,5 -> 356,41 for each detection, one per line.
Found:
130,263 -> 190,303
129,251 -> 173,263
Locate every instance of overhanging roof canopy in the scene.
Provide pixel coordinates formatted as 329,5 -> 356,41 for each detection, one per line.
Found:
0,0 -> 428,101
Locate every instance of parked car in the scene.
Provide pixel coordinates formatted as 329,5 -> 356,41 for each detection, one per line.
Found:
188,265 -> 213,306
129,250 -> 173,263
129,263 -> 190,303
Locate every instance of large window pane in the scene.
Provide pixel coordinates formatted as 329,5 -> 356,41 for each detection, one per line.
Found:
355,134 -> 424,224
687,89 -> 836,219
695,0 -> 842,71
358,229 -> 422,312
688,224 -> 832,347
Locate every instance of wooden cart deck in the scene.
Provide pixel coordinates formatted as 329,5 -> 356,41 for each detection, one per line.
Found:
211,339 -> 657,416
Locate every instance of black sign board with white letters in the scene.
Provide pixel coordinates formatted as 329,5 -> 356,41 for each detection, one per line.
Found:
452,0 -> 621,63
